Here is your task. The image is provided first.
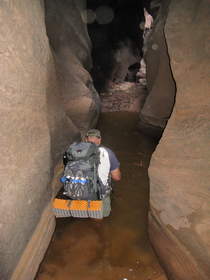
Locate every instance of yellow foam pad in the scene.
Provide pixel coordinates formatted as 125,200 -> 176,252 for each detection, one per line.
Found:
88,200 -> 103,211
53,198 -> 103,212
69,200 -> 88,211
53,198 -> 70,210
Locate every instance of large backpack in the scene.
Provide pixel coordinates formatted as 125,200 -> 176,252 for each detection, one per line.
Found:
61,142 -> 101,200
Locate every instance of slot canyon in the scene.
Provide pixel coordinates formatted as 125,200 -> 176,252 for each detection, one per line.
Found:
0,0 -> 209,280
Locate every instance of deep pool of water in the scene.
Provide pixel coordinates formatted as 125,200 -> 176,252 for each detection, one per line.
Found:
36,112 -> 166,280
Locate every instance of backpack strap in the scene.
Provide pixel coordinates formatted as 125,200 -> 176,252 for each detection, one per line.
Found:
92,145 -> 101,195
93,162 -> 98,194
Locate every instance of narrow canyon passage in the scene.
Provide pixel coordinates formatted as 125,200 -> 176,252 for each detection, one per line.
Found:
1,1 -> 209,279
36,112 -> 167,280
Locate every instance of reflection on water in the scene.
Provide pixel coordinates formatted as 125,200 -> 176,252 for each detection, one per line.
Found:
36,112 -> 167,280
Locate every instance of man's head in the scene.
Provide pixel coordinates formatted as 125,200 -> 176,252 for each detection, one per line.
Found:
86,129 -> 101,145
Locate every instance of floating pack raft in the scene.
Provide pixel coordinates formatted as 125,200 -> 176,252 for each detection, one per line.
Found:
53,198 -> 103,219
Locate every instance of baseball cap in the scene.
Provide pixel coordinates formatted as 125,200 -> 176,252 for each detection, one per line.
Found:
86,129 -> 101,138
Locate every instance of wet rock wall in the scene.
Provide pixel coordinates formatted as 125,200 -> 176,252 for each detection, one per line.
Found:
148,0 -> 210,279
0,1 -> 98,279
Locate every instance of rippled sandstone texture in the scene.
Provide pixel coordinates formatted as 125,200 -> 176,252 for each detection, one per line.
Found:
0,1 -> 99,279
149,0 -> 210,279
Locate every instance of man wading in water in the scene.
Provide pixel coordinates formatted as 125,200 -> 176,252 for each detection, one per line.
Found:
85,129 -> 121,217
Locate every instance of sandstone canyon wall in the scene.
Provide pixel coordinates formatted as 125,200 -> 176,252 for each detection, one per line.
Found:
139,0 -> 176,138
0,1 -> 98,279
148,0 -> 210,279
44,0 -> 101,134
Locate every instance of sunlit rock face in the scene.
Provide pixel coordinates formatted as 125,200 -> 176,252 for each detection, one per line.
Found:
45,0 -> 100,133
0,1 -> 97,279
149,0 -> 210,279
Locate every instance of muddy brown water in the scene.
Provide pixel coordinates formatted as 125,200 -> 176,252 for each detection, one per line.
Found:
36,112 -> 166,280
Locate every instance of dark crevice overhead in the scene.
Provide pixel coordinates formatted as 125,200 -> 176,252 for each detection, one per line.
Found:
86,0 -> 159,92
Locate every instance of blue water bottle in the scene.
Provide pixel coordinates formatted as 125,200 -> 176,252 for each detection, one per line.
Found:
60,176 -> 68,184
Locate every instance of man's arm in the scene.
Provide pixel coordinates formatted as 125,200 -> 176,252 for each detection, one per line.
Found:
105,147 -> 121,181
111,167 -> 121,181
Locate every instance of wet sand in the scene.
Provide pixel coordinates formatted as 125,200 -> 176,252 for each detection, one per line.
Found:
36,112 -> 167,280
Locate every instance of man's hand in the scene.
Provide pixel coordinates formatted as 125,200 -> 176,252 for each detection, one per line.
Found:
111,168 -> 121,181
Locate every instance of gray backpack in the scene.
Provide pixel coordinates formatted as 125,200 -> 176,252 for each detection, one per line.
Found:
61,142 -> 100,200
